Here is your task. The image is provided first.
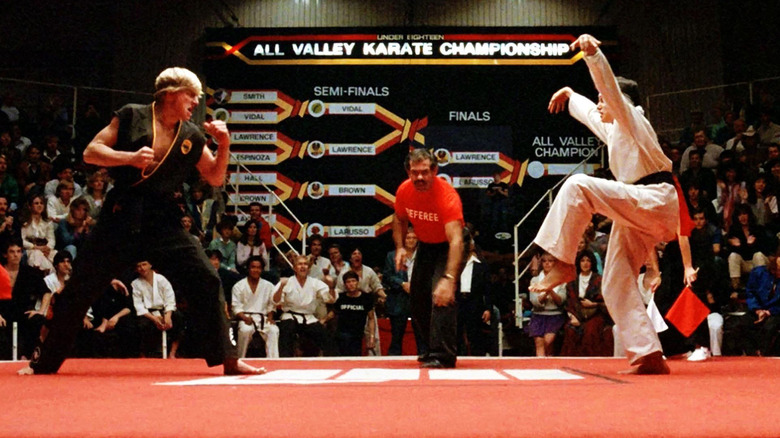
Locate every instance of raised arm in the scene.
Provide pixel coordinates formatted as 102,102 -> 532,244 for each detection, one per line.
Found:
196,120 -> 231,187
572,34 -> 644,138
83,117 -> 154,169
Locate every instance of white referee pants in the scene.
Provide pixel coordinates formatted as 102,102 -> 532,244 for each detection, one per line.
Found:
237,316 -> 279,359
534,174 -> 679,365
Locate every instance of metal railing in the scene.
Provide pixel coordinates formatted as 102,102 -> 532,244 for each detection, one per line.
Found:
226,154 -> 306,268
512,145 -> 606,329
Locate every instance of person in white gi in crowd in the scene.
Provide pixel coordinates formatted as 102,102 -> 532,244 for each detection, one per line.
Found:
273,254 -> 336,357
232,256 -> 279,358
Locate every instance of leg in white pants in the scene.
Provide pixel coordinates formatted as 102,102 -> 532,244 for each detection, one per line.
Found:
603,225 -> 664,364
535,174 -> 678,264
236,317 -> 280,358
613,325 -> 626,357
534,174 -> 677,364
237,320 -> 255,358
263,324 -> 280,359
707,313 -> 724,356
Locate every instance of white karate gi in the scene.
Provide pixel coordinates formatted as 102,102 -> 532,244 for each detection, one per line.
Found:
231,277 -> 279,358
534,48 -> 680,365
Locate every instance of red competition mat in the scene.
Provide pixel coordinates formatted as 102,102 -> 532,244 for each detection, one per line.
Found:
1,356 -> 778,437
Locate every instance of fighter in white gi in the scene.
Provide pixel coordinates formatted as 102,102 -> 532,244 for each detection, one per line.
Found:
232,256 -> 279,358
531,34 -> 693,374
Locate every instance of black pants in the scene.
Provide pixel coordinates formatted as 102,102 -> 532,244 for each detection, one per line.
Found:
137,310 -> 184,357
411,242 -> 457,365
729,313 -> 780,355
278,318 -> 327,357
31,205 -> 236,374
336,331 -> 363,356
457,295 -> 490,356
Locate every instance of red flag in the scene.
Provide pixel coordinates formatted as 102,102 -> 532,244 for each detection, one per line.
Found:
665,286 -> 710,337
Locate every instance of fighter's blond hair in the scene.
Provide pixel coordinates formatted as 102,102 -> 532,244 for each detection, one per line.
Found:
154,67 -> 202,99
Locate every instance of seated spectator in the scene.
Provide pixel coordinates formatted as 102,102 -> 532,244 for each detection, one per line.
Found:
457,228 -> 494,356
685,180 -> 720,228
273,254 -> 336,357
205,249 -> 241,315
526,252 -> 567,357
561,250 -> 613,356
235,219 -> 268,275
665,143 -> 683,176
20,194 -> 57,274
46,179 -> 75,223
0,130 -> 20,169
92,278 -> 138,358
0,194 -> 20,251
187,180 -> 218,241
679,129 -> 724,174
306,233 -> 330,281
42,251 -> 94,356
54,197 -> 93,258
329,270 -> 376,356
4,240 -> 47,359
761,143 -> 780,175
232,256 -> 278,358
132,261 -> 182,358
678,109 -> 707,148
733,256 -> 780,355
335,248 -> 387,302
79,171 -> 108,222
679,149 -> 717,202
716,162 -> 747,231
326,243 -> 347,278
40,134 -> 62,165
0,154 -> 20,208
757,109 -> 780,146
726,204 -> 770,293
16,144 -> 52,200
180,213 -> 202,245
746,174 -> 780,233
247,201 -> 272,249
207,220 -> 238,272
713,110 -> 736,146
43,160 -> 82,201
724,118 -> 749,153
335,247 -> 386,356
690,208 -> 729,356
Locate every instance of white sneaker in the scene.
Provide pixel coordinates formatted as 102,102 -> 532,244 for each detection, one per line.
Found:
687,347 -> 711,362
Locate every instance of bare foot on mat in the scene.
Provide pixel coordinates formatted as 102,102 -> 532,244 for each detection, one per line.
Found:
224,358 -> 267,375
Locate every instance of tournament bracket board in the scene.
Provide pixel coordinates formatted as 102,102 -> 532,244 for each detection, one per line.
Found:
203,27 -> 616,260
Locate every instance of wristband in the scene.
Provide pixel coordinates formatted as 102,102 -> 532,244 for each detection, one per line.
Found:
443,273 -> 455,281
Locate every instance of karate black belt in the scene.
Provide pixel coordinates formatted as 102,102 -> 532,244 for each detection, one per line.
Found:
633,171 -> 674,186
284,311 -> 310,326
244,312 -> 266,330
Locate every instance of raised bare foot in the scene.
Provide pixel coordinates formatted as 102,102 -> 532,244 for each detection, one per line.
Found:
17,366 -> 35,376
618,352 -> 670,375
528,261 -> 576,291
223,358 -> 267,375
